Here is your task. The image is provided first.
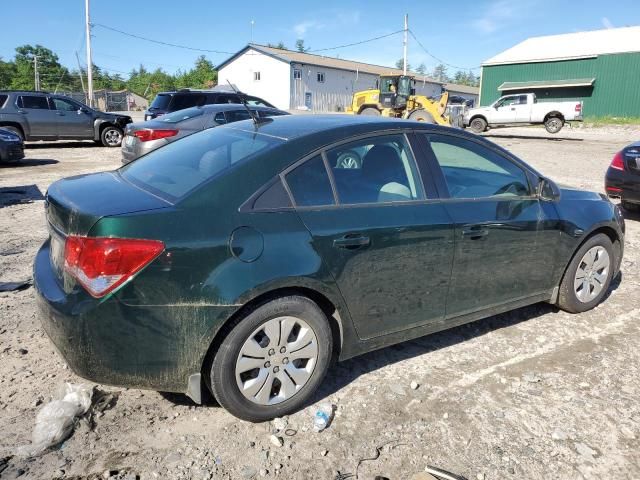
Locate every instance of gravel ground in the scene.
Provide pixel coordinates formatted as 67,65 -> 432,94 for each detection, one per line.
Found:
0,124 -> 639,480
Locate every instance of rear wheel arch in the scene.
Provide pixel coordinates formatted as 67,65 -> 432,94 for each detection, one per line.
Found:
200,286 -> 343,382
544,111 -> 565,123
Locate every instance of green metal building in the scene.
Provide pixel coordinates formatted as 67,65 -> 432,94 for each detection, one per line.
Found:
479,26 -> 640,117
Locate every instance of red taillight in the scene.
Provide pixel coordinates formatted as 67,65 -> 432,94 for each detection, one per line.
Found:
575,103 -> 582,112
606,186 -> 622,192
610,151 -> 625,171
64,236 -> 165,298
133,129 -> 179,142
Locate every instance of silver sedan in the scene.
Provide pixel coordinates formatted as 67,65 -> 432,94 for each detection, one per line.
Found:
121,104 -> 288,164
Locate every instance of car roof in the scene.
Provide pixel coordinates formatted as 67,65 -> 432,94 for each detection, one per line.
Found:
222,114 -> 449,141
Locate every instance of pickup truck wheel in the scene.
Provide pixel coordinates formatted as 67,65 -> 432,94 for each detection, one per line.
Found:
469,117 -> 487,133
2,126 -> 24,141
544,117 -> 564,134
360,107 -> 381,116
100,126 -> 123,147
408,110 -> 435,123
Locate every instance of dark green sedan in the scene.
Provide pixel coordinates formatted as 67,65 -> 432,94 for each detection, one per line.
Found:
35,115 -> 625,421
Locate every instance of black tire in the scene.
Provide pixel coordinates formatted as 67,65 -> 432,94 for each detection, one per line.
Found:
360,107 -> 381,116
621,200 -> 640,213
209,296 -> 333,422
544,116 -> 564,134
408,110 -> 435,123
1,126 -> 24,141
557,233 -> 614,313
100,125 -> 123,147
469,117 -> 487,133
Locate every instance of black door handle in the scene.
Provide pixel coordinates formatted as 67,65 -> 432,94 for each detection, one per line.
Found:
333,234 -> 370,249
462,225 -> 489,240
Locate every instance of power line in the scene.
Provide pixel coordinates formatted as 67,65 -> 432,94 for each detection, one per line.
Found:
93,23 -> 235,55
408,29 -> 480,71
309,29 -> 404,53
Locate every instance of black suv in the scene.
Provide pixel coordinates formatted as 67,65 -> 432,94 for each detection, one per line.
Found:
145,89 -> 275,120
0,91 -> 132,147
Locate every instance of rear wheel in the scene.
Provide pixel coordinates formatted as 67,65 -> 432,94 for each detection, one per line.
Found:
1,126 -> 24,140
557,233 -> 614,313
544,116 -> 564,134
360,107 -> 381,116
470,117 -> 487,133
408,110 -> 435,123
209,296 -> 333,422
100,125 -> 123,147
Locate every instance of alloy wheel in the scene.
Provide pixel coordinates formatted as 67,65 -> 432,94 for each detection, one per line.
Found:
574,246 -> 610,303
235,316 -> 318,405
104,129 -> 122,146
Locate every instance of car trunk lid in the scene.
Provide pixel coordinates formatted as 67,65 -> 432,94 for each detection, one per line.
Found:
45,171 -> 170,283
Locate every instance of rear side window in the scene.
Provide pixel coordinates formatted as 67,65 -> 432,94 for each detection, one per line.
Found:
150,94 -> 172,109
0,95 -> 8,108
425,134 -> 530,199
246,96 -> 274,107
19,96 -> 49,109
170,94 -> 206,111
225,110 -> 253,123
216,94 -> 241,104
121,128 -> 283,201
285,155 -> 335,207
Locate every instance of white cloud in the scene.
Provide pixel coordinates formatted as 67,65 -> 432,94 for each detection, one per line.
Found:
471,0 -> 520,34
602,17 -> 614,29
293,21 -> 321,37
292,10 -> 360,38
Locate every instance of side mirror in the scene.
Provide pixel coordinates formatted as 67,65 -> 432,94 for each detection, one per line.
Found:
78,107 -> 89,114
538,177 -> 561,202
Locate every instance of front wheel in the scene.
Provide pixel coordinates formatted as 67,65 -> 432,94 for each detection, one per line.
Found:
360,107 -> 381,116
100,126 -> 123,147
209,296 -> 333,422
557,234 -> 615,313
544,117 -> 564,134
408,110 -> 435,123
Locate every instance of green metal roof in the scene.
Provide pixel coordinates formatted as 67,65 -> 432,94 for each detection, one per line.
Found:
498,78 -> 596,91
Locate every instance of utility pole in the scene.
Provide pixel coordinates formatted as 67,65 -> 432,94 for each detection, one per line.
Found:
85,0 -> 94,107
403,14 -> 408,75
75,51 -> 86,94
33,55 -> 40,91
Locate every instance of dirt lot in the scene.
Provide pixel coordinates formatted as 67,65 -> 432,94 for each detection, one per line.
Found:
1,124 -> 639,480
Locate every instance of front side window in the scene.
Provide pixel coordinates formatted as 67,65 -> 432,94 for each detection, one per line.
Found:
317,72 -> 325,83
121,128 -> 283,201
19,95 -> 49,109
245,96 -> 273,107
426,134 -> 530,199
0,94 -> 8,108
215,94 -> 241,104
494,96 -> 518,108
325,134 -> 424,205
52,98 -> 79,111
285,155 -> 335,207
171,94 -> 206,111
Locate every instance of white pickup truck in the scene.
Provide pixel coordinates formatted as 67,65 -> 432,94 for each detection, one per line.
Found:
464,93 -> 583,134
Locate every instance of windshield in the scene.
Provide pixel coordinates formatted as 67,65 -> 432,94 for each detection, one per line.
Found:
120,127 -> 284,201
150,94 -> 172,110
158,107 -> 204,123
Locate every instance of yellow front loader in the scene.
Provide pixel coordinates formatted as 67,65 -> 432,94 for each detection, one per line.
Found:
347,74 -> 450,126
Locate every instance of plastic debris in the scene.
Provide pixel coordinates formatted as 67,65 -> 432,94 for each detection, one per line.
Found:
16,383 -> 94,457
313,403 -> 334,432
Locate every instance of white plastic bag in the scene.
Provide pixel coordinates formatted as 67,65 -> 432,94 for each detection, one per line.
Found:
16,383 -> 94,457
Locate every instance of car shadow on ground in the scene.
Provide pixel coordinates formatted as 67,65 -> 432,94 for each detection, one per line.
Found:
621,209 -> 640,222
0,159 -> 59,168
0,184 -> 45,208
484,133 -> 583,142
25,141 -> 100,149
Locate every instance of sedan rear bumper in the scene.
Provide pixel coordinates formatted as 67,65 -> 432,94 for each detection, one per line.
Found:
34,239 -> 236,395
605,167 -> 640,204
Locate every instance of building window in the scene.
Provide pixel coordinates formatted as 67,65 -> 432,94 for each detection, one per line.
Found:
253,71 -> 261,81
317,72 -> 325,83
293,69 -> 302,80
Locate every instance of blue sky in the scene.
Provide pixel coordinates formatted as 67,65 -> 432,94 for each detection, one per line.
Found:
2,0 -> 639,77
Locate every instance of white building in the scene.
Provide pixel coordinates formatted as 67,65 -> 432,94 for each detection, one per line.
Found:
217,44 -> 449,112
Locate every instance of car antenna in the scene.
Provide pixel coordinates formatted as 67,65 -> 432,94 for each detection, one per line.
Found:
226,81 -> 271,127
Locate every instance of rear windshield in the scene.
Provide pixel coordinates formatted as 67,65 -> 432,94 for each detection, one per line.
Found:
120,127 -> 284,201
158,107 -> 204,123
150,94 -> 172,110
